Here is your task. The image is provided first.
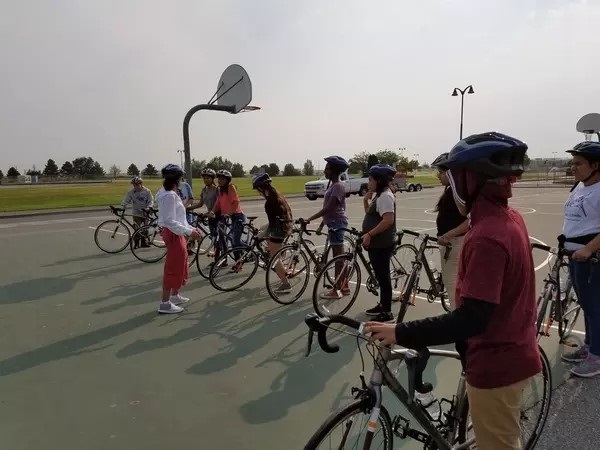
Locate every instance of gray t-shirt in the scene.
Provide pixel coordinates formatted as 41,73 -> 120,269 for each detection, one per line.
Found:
201,186 -> 218,210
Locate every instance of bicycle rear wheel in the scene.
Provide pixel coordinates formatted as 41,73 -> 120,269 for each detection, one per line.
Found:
195,234 -> 217,279
457,346 -> 552,449
305,400 -> 393,450
266,245 -> 310,305
312,254 -> 361,317
94,220 -> 131,253
209,247 -> 259,292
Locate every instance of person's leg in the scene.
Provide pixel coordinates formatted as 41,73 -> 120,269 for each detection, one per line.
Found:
440,236 -> 462,310
466,378 -> 529,450
569,261 -> 600,377
159,229 -> 184,314
366,247 -> 393,321
563,261 -> 591,362
268,238 -> 292,293
320,222 -> 347,299
231,213 -> 246,261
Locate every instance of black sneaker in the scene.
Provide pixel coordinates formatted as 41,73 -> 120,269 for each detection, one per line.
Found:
372,311 -> 394,323
366,304 -> 384,316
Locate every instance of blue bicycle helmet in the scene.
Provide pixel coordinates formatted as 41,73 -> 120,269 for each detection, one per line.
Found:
252,172 -> 272,189
368,164 -> 397,180
445,132 -> 528,178
324,155 -> 349,171
431,153 -> 450,170
566,141 -> 600,160
161,163 -> 184,178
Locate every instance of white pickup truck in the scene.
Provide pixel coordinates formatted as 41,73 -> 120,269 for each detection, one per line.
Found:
304,171 -> 369,200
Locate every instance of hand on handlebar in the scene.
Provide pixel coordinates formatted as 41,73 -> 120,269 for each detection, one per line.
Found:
189,229 -> 202,240
437,234 -> 452,246
363,322 -> 397,346
572,247 -> 595,262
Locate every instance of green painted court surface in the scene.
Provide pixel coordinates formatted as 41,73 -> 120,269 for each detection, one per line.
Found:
0,186 -> 594,449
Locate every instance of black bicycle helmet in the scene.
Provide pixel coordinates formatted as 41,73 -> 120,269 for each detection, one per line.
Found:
368,164 -> 396,180
161,163 -> 184,178
566,141 -> 600,160
252,173 -> 272,189
216,169 -> 232,180
444,132 -> 528,178
431,153 -> 450,170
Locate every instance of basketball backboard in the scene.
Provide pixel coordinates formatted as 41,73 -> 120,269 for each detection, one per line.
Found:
214,64 -> 252,113
576,113 -> 600,134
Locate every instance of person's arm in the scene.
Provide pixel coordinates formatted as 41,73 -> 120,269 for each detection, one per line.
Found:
146,190 -> 154,208
363,191 -> 374,213
121,190 -> 133,208
230,185 -> 241,211
308,184 -> 340,222
161,194 -> 194,236
366,194 -> 394,237
441,219 -> 469,240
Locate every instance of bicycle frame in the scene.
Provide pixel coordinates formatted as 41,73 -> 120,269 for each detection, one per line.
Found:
402,229 -> 449,305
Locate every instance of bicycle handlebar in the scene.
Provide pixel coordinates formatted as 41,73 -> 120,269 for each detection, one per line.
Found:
531,242 -> 599,263
401,228 -> 439,244
304,313 -> 433,399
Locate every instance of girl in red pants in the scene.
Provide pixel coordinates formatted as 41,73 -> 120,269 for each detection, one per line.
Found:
155,164 -> 201,314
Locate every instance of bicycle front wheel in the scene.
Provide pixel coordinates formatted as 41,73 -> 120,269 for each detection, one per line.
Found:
266,245 -> 310,305
94,220 -> 131,254
209,247 -> 259,292
305,400 -> 393,450
457,346 -> 552,450
130,224 -> 166,263
558,279 -> 581,341
195,233 -> 216,279
312,253 -> 361,317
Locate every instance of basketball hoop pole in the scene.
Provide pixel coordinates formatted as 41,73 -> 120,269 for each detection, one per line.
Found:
182,103 -> 235,189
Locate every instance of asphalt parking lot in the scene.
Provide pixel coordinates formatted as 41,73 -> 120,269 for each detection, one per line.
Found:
0,185 -> 597,450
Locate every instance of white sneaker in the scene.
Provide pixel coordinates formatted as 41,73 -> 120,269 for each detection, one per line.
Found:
169,294 -> 190,305
158,301 -> 184,314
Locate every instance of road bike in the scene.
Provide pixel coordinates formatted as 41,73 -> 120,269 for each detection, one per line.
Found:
302,313 -> 552,449
265,219 -> 355,305
396,229 -> 452,317
532,242 -> 598,343
94,206 -> 157,254
311,227 -> 416,317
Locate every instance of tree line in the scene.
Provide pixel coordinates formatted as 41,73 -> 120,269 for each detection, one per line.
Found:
0,148 -> 439,182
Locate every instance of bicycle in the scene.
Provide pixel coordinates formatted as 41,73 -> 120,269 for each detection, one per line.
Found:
194,215 -> 258,279
94,206 -> 156,254
311,227 -> 417,317
532,242 -> 598,343
265,219 -> 355,305
397,229 -> 452,317
302,313 -> 552,449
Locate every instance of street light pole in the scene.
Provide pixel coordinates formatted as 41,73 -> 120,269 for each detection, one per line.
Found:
177,149 -> 184,168
452,85 -> 475,139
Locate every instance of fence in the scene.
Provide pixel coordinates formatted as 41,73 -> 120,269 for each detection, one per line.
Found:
516,168 -> 575,188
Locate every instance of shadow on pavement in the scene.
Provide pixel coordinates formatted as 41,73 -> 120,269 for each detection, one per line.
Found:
40,252 -> 116,267
115,286 -> 268,358
0,261 -> 142,305
0,312 -> 156,376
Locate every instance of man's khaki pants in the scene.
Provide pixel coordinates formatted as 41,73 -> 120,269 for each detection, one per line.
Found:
439,235 -> 463,310
466,377 -> 530,450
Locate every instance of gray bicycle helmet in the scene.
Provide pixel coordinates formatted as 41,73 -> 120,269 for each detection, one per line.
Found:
201,168 -> 216,177
216,169 -> 232,180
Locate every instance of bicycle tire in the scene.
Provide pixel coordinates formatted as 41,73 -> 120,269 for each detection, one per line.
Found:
94,220 -> 131,254
195,233 -> 216,279
457,346 -> 552,450
130,224 -> 166,263
390,243 -> 417,290
535,286 -> 552,339
312,253 -> 361,317
209,247 -> 259,292
396,266 -> 419,322
304,400 -> 393,450
558,279 -> 581,341
266,245 -> 311,305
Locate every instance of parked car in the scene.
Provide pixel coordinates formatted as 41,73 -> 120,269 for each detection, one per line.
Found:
304,171 -> 369,200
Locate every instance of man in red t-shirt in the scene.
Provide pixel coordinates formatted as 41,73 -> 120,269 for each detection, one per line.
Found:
365,132 -> 541,450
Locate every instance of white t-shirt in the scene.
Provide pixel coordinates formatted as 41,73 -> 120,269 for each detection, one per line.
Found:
156,188 -> 194,236
369,189 -> 395,216
562,182 -> 600,250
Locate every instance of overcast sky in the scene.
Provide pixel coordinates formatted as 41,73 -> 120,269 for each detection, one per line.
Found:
1,0 -> 599,173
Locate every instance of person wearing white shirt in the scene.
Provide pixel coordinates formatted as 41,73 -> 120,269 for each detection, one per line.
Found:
560,141 -> 600,378
155,164 -> 202,314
